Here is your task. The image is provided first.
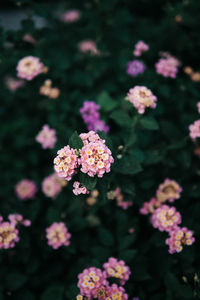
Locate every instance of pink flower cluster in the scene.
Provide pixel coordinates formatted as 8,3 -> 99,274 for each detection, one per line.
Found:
0,214 -> 31,249
60,9 -> 80,23
140,179 -> 195,254
77,258 -> 130,299
46,222 -> 71,249
126,86 -> 157,114
155,54 -> 180,78
73,181 -> 89,196
54,131 -> 114,185
189,119 -> 200,140
16,56 -> 44,80
78,40 -> 99,55
133,41 -> 149,56
80,101 -> 109,133
36,124 -> 57,149
108,187 -> 133,210
42,173 -> 67,199
15,179 -> 37,200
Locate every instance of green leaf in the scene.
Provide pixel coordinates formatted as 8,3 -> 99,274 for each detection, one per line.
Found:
80,173 -> 97,190
97,91 -> 118,112
68,131 -> 83,149
114,156 -> 143,175
120,249 -> 137,263
110,110 -> 132,127
140,117 -> 159,130
98,228 -> 114,246
41,285 -> 64,300
47,207 -> 61,223
5,272 -> 27,291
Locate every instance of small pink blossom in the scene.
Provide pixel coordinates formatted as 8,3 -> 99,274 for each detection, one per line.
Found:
8,214 -> 31,227
166,226 -> 195,254
105,284 -> 128,300
79,132 -> 114,178
133,41 -> 149,57
46,222 -> 71,249
42,173 -> 63,199
140,197 -> 161,215
5,77 -> 24,92
23,34 -> 37,44
73,181 -> 89,196
60,10 -> 80,23
114,188 -> 133,210
78,40 -> 99,55
16,56 -> 44,80
77,267 -> 108,298
189,119 -> 200,140
15,179 -> 37,200
156,178 -> 182,203
151,205 -> 181,232
155,55 -> 180,78
36,124 -> 57,149
54,145 -> 79,181
0,221 -> 19,249
103,257 -> 131,285
126,86 -> 157,114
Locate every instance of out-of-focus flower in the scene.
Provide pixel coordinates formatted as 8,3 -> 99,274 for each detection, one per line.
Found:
78,40 -> 99,55
166,226 -> 195,254
151,205 -> 181,232
189,120 -> 200,140
191,72 -> 200,82
80,101 -> 109,133
16,56 -> 44,80
42,173 -> 66,198
103,257 -> 131,285
133,41 -> 149,56
73,181 -> 89,196
4,77 -> 24,92
39,79 -> 60,99
114,187 -> 133,210
156,179 -> 182,203
36,124 -> 57,149
126,60 -> 146,77
126,85 -> 157,114
85,189 -> 99,206
183,66 -> 193,75
23,34 -> 37,44
8,214 -> 31,227
197,102 -> 200,114
60,9 -> 80,23
15,179 -> 37,200
175,15 -> 182,23
155,54 -> 180,78
140,197 -> 161,215
46,222 -> 71,249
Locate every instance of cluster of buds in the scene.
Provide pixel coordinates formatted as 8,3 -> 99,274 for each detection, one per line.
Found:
46,222 -> 71,250
76,257 -> 130,300
73,181 -> 89,196
0,214 -> 31,249
107,187 -> 132,210
184,66 -> 200,82
140,179 -> 195,254
39,79 -> 60,99
54,131 -> 114,192
42,173 -> 67,199
85,189 -> 99,206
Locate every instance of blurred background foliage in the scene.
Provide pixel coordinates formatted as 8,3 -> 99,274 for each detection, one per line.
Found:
0,0 -> 200,299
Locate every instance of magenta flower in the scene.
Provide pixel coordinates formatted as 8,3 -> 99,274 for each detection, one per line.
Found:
15,179 -> 37,200
60,9 -> 80,23
73,181 -> 89,196
126,86 -> 157,114
126,60 -> 146,77
133,41 -> 149,56
155,55 -> 180,78
103,257 -> 131,285
16,56 -> 44,80
166,226 -> 195,254
156,178 -> 182,203
46,222 -> 71,249
151,205 -> 181,232
36,124 -> 57,149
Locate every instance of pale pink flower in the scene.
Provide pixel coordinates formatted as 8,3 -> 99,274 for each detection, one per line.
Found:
8,214 -> 31,227
23,34 -> 37,44
105,284 -> 128,300
60,10 -> 80,23
73,181 -> 89,196
166,226 -> 195,254
155,55 -> 180,78
42,173 -> 63,199
140,197 -> 161,215
54,145 -> 78,181
46,222 -> 71,249
36,124 -> 57,149
103,257 -> 131,285
77,267 -> 108,298
189,119 -> 200,140
78,40 -> 99,55
133,41 -> 149,56
79,132 -> 114,178
126,86 -> 157,114
0,221 -> 19,249
156,178 -> 182,203
15,179 -> 37,200
151,205 -> 181,232
16,56 -> 44,80
5,77 -> 24,92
